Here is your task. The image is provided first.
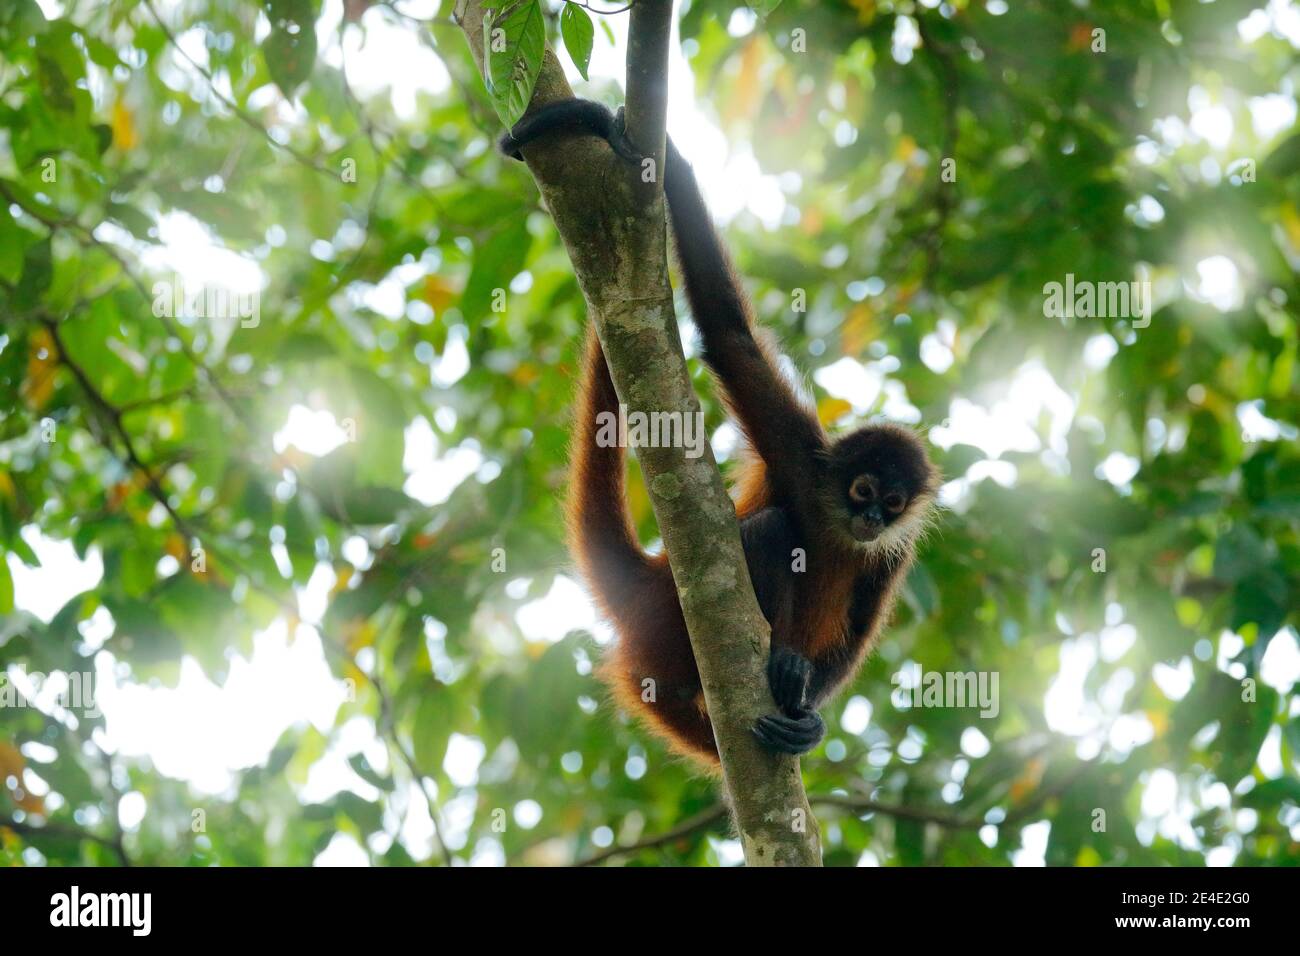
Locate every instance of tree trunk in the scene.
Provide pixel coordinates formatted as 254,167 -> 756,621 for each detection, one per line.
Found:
452,0 -> 821,866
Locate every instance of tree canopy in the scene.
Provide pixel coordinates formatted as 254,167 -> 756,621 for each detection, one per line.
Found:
1,0 -> 1298,867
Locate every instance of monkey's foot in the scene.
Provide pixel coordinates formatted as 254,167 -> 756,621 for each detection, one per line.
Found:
768,646 -> 813,714
752,709 -> 825,756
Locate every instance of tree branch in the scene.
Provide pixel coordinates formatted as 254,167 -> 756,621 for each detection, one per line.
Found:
1,816 -> 130,865
574,759 -> 1096,865
575,803 -> 729,866
453,0 -> 820,865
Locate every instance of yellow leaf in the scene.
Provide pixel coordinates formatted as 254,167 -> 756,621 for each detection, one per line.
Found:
331,566 -> 354,595
341,618 -> 376,654
1008,757 -> 1045,803
345,662 -> 366,689
421,275 -> 458,313
0,740 -> 41,813
15,786 -> 44,815
511,362 -> 540,385
111,100 -> 138,151
799,205 -> 825,237
848,0 -> 876,24
1175,597 -> 1201,627
724,38 -> 764,126
841,302 -> 876,357
21,328 -> 56,410
0,740 -> 23,781
1067,22 -> 1095,52
164,533 -> 187,562
1281,203 -> 1300,254
107,481 -> 131,511
1076,845 -> 1102,867
817,397 -> 852,426
0,471 -> 16,502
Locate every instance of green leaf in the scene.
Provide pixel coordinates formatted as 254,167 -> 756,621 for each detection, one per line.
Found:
335,791 -> 384,835
7,533 -> 40,568
1262,132 -> 1300,178
412,691 -> 452,773
461,217 -> 531,321
348,753 -> 394,791
1212,525 -> 1270,582
0,205 -> 30,284
120,547 -> 158,598
483,0 -> 545,127
1238,777 -> 1300,810
105,202 -> 155,241
14,236 -> 52,309
1285,717 -> 1300,756
262,0 -> 317,97
340,486 -> 417,525
560,3 -> 594,81
0,554 -> 12,614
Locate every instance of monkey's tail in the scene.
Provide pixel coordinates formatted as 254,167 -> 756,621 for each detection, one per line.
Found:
566,326 -> 652,617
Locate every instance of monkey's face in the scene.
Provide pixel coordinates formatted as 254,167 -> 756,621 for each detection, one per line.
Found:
825,424 -> 938,556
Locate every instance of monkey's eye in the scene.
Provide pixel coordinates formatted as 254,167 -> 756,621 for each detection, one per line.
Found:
849,476 -> 874,503
883,492 -> 906,514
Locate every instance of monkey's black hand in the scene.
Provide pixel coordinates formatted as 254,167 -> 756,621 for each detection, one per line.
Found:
498,98 -> 641,163
768,645 -> 812,714
753,709 -> 825,756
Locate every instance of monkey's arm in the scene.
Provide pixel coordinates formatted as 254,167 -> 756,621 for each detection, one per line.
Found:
499,99 -> 828,510
660,137 -> 828,508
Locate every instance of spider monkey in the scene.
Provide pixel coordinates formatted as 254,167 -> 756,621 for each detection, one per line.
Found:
501,100 -> 938,767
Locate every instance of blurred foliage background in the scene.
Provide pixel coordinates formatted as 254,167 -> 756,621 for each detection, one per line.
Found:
1,0 -> 1298,867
